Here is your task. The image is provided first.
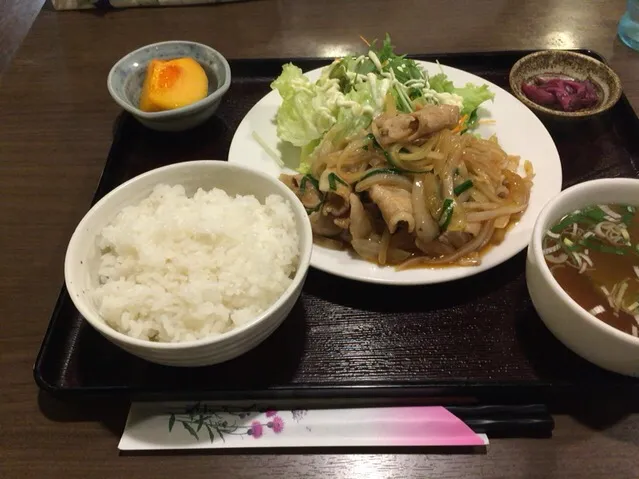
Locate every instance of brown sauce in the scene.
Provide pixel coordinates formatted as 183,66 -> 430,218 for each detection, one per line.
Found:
393,215 -> 520,271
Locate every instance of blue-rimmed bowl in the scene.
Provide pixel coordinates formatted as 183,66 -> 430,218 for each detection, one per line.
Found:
107,41 -> 231,132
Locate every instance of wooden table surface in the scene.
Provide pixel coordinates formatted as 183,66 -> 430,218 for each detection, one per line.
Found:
2,0 -> 639,477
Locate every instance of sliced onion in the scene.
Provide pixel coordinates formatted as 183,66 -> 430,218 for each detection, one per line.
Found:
442,231 -> 472,249
352,237 -> 411,264
349,193 -> 373,240
466,204 -> 526,222
397,220 -> 495,269
594,221 -> 617,239
309,211 -> 343,237
579,253 -> 593,267
609,281 -> 622,311
465,202 -> 501,211
544,252 -> 568,264
411,175 -> 440,243
570,252 -> 583,270
351,237 -> 381,261
313,235 -> 346,250
615,281 -> 628,311
355,173 -> 413,193
378,228 -> 391,265
415,238 -> 456,256
589,305 -> 605,316
494,215 -> 511,229
456,253 -> 481,266
387,247 -> 412,264
464,222 -> 482,236
543,244 -> 562,255
599,204 -> 621,219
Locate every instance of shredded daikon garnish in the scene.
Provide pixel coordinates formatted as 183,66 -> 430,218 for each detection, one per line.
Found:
543,244 -> 561,255
580,253 -> 593,267
252,131 -> 285,168
615,281 -> 628,311
599,204 -> 621,219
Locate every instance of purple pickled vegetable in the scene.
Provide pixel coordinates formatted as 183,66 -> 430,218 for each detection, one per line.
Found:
521,82 -> 556,106
521,74 -> 599,112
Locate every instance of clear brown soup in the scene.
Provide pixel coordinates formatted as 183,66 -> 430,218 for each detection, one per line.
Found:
544,204 -> 639,337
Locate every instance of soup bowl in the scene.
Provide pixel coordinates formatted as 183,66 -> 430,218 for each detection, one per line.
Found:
526,178 -> 639,377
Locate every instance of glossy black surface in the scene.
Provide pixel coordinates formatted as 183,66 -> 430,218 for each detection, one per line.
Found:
34,50 -> 639,401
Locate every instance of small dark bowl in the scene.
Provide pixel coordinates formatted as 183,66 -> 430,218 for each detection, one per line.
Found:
509,50 -> 622,120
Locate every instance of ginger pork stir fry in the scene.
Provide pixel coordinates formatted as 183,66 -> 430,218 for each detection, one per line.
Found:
280,103 -> 534,268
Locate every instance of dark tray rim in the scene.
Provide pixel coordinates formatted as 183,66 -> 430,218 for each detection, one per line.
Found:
222,47 -> 608,66
34,48 -> 637,401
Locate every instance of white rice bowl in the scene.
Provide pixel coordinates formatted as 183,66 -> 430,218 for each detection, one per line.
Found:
93,184 -> 300,343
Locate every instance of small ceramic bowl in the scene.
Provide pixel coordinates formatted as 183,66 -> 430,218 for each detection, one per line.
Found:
64,161 -> 312,367
509,50 -> 622,120
526,178 -> 639,377
107,41 -> 231,132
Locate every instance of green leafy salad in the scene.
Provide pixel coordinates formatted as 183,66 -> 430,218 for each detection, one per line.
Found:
269,35 -> 495,174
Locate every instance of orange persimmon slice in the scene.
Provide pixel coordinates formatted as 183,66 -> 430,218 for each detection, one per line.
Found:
139,58 -> 208,112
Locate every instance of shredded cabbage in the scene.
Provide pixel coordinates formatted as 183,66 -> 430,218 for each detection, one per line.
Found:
268,35 -> 495,172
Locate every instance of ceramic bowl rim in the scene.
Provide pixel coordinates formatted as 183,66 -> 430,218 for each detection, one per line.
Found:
106,40 -> 232,120
509,50 -> 622,118
530,177 -> 639,346
64,161 -> 313,351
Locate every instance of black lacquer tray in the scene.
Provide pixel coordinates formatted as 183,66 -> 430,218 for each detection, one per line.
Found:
34,50 -> 639,403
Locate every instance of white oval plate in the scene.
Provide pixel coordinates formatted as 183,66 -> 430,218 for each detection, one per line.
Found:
228,61 -> 562,285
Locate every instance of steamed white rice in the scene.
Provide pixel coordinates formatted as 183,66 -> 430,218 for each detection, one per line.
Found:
93,184 -> 299,343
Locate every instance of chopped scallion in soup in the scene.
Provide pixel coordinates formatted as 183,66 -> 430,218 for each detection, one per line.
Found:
544,204 -> 639,337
